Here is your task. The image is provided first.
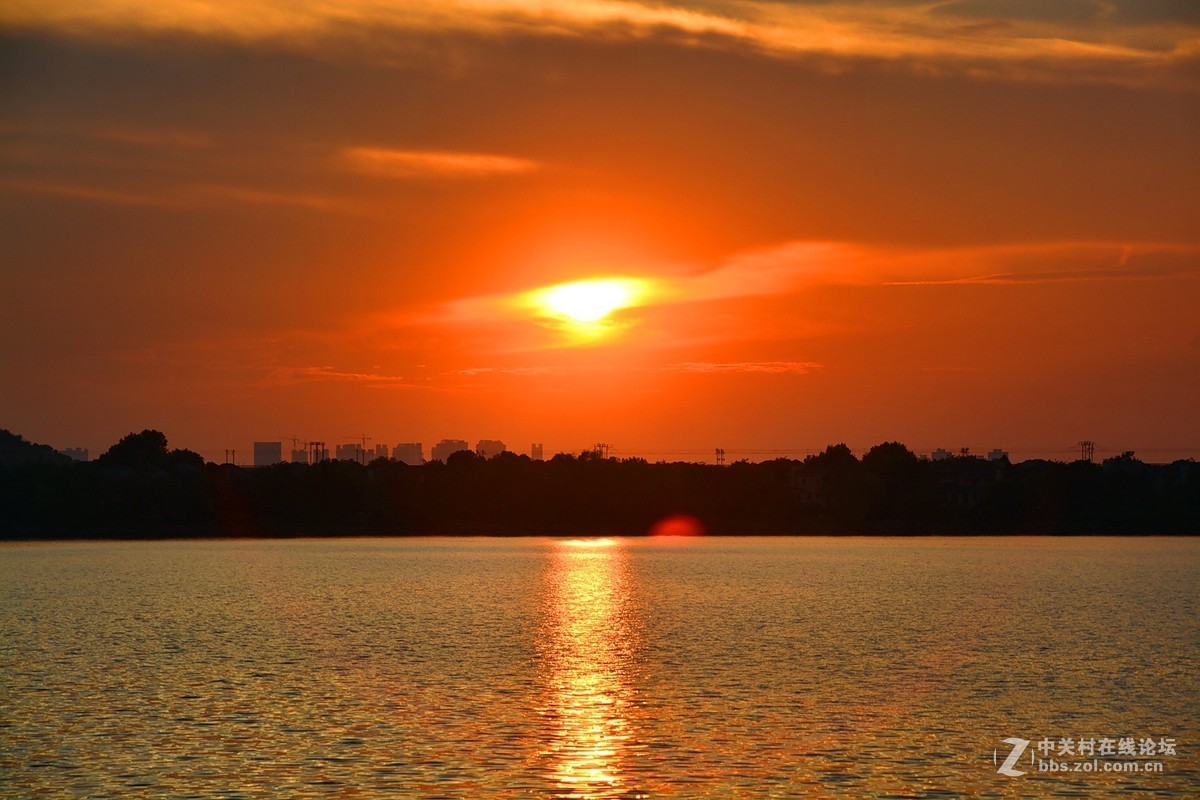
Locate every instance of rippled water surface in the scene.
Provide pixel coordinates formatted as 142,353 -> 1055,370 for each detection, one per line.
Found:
2,537 -> 1197,798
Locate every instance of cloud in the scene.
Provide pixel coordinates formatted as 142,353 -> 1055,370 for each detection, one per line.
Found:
449,361 -> 823,378
0,179 -> 173,206
933,0 -> 1108,25
874,242 -> 1200,286
433,240 -> 1199,341
4,1 -> 1196,88
884,268 -> 1188,286
678,239 -> 1200,297
2,178 -> 349,212
453,366 -> 558,376
263,365 -> 423,388
668,241 -> 870,302
181,184 -> 347,211
3,122 -> 216,151
341,146 -> 542,179
667,361 -> 821,374
93,126 -> 213,148
0,0 -> 745,43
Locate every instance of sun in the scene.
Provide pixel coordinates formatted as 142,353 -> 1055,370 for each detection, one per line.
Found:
531,278 -> 646,324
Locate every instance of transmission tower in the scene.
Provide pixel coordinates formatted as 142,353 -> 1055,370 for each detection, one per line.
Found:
715,448 -> 726,466
593,442 -> 611,459
1078,440 -> 1095,463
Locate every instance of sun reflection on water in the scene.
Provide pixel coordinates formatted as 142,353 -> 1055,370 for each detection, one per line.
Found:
540,539 -> 643,799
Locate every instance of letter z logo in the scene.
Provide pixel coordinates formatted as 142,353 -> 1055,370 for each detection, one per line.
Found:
995,737 -> 1030,777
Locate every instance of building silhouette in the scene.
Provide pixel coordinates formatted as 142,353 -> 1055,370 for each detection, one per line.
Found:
476,439 -> 507,459
374,444 -> 389,461
253,441 -> 283,467
431,439 -> 470,462
335,443 -> 363,463
60,447 -> 89,462
393,443 -> 424,465
531,443 -> 544,461
291,448 -> 308,464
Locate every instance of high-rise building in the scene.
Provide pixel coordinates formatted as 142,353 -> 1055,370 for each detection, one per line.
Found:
987,449 -> 1009,462
253,441 -> 283,467
476,439 -> 507,459
932,448 -> 952,461
374,444 -> 389,461
60,447 -> 89,462
531,443 -> 544,461
431,439 -> 471,462
291,448 -> 309,464
393,443 -> 424,465
335,443 -> 363,463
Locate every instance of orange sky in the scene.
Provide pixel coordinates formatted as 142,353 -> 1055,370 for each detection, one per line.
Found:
2,1 -> 1198,463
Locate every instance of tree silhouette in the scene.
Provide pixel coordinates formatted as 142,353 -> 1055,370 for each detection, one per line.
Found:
2,428 -> 1197,538
99,429 -> 170,467
861,441 -> 919,476
97,429 -> 202,470
806,443 -> 858,471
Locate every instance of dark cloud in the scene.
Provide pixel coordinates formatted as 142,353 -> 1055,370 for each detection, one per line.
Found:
932,0 -> 1107,25
934,0 -> 1200,25
1110,0 -> 1200,25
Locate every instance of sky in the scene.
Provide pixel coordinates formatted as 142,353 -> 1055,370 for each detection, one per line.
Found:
2,0 -> 1198,464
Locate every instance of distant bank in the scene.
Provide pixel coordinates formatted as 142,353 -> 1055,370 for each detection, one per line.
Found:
2,429 -> 1197,538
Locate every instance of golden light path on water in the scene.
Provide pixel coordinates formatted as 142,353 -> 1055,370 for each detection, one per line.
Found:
3,539 -> 1200,798
540,537 -> 646,800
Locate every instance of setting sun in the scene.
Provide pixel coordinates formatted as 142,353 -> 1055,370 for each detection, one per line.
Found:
531,279 -> 647,324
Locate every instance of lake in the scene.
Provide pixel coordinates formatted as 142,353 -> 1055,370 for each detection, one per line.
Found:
1,536 -> 1197,798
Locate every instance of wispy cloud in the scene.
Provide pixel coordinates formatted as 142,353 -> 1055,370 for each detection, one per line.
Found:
433,240 -> 1199,343
263,365 -> 423,388
885,269 -> 1186,286
93,126 -> 213,148
182,184 -> 346,211
1,121 -> 214,146
2,178 -> 350,212
875,242 -> 1200,286
682,240 -> 1200,298
449,361 -> 823,378
342,146 -> 542,179
0,179 -> 173,206
4,1 -> 1195,88
667,361 -> 821,374
453,366 -> 558,376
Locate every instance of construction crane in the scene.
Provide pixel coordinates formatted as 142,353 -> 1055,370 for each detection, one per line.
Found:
280,436 -> 304,463
344,434 -> 373,464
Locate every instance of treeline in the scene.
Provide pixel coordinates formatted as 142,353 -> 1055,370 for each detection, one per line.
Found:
1,430 -> 1197,538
